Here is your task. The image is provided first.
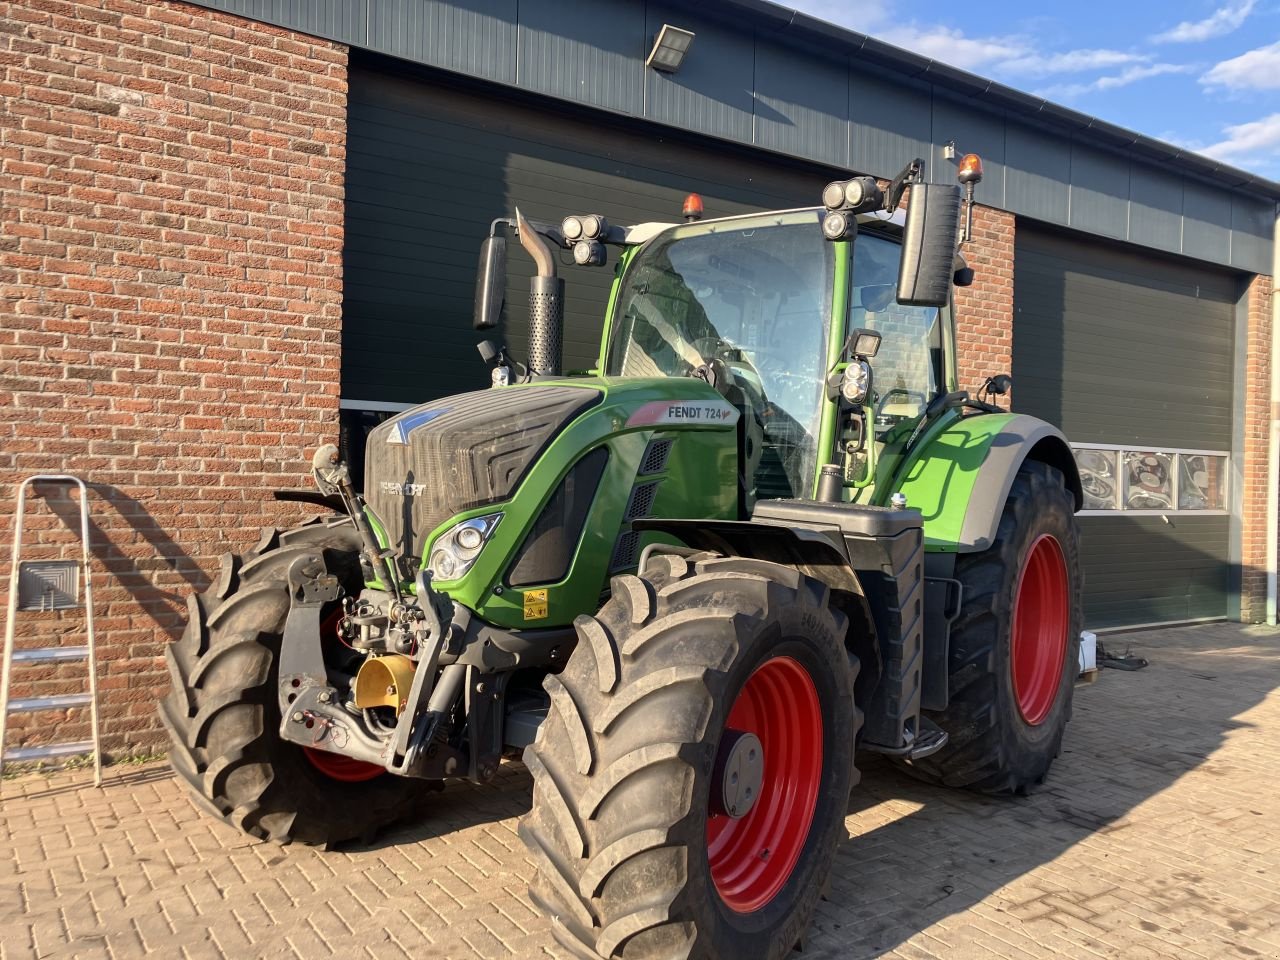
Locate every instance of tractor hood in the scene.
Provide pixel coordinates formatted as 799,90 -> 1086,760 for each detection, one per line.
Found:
364,384 -> 604,567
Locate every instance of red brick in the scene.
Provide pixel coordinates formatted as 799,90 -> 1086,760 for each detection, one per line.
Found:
0,0 -> 348,756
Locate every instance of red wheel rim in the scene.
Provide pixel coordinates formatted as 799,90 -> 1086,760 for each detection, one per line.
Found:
299,609 -> 385,783
302,747 -> 385,782
707,656 -> 823,914
1011,534 -> 1069,726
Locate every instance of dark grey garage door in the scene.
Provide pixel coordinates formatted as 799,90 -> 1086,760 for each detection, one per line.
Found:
342,56 -> 835,408
1013,226 -> 1242,628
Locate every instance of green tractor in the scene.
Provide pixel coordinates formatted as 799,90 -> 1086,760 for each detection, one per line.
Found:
162,157 -> 1083,959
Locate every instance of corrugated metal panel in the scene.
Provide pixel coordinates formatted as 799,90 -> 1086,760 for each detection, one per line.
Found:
848,69 -> 932,181
1231,195 -> 1275,274
1004,123 -> 1069,225
1068,143 -> 1130,240
1183,181 -> 1233,266
1129,167 -> 1183,255
186,0 -> 1270,273
517,0 -> 644,115
198,0 -> 366,41
1013,226 -> 1238,450
1015,225 -> 1237,627
1078,515 -> 1229,627
930,95 -> 1005,207
343,62 -> 830,405
753,41 -> 849,167
643,5 -> 755,144
369,0 -> 517,84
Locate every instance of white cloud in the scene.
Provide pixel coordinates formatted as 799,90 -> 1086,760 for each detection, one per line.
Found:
997,49 -> 1150,76
1200,113 -> 1280,162
1151,0 -> 1255,43
876,25 -> 1029,70
1038,63 -> 1195,99
1200,40 -> 1280,90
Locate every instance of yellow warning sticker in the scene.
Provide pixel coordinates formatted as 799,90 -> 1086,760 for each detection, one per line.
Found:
523,589 -> 549,621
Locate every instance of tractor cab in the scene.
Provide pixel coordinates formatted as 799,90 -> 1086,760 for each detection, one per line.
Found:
599,205 -> 954,507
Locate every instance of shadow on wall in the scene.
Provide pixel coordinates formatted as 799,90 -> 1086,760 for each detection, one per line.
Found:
32,482 -> 212,642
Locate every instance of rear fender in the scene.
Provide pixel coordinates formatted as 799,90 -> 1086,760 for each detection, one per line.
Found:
893,413 -> 1082,553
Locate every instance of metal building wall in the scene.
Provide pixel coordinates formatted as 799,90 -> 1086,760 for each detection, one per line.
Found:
341,58 -> 833,407
193,0 -> 1276,274
1013,225 -> 1241,627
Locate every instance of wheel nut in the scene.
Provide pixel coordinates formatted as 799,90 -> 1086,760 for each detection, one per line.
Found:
291,711 -> 304,723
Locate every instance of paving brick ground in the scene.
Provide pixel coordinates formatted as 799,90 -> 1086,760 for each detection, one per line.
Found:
2,621 -> 1279,960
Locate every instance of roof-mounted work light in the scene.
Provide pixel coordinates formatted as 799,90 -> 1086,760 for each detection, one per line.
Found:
647,24 -> 695,73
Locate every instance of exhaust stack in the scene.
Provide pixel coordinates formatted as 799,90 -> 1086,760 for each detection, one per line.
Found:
516,208 -> 564,377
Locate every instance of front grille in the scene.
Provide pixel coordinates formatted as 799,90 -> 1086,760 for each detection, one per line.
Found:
638,438 -> 673,475
363,386 -> 601,564
625,482 -> 659,520
610,531 -> 641,572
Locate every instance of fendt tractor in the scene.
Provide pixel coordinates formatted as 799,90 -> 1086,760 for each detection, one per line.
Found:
162,155 -> 1084,959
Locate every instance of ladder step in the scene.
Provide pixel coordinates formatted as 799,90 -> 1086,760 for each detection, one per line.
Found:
11,646 -> 89,664
3,740 -> 96,762
7,693 -> 92,714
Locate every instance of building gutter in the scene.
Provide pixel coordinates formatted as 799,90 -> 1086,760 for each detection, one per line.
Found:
1268,202 -> 1280,624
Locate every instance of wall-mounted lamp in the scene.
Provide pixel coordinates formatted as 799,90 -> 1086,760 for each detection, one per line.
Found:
647,24 -> 695,73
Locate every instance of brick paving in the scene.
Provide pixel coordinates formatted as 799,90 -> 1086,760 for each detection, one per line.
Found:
2,621 -> 1279,960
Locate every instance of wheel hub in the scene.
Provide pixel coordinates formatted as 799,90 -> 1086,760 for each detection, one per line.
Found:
1011,533 -> 1069,726
706,655 -> 823,914
712,730 -> 764,819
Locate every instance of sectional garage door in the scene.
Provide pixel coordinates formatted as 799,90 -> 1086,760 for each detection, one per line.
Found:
1013,226 -> 1242,629
341,56 -> 835,410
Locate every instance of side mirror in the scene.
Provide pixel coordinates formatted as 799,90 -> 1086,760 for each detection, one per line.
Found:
897,183 -> 961,307
473,235 -> 507,330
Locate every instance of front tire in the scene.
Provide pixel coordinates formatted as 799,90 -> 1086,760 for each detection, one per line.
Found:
521,554 -> 859,959
159,517 -> 425,844
908,461 -> 1082,793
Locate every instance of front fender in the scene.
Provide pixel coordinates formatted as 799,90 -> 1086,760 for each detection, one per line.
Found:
893,413 -> 1081,553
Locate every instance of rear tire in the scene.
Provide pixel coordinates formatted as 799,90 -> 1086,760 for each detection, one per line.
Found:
907,461 -> 1082,793
160,516 -> 425,844
521,553 -> 859,959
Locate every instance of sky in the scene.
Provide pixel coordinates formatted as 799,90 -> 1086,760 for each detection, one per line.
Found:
786,0 -> 1280,180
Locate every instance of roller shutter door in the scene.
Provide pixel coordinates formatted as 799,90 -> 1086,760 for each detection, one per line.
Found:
342,56 -> 833,408
1013,225 -> 1241,628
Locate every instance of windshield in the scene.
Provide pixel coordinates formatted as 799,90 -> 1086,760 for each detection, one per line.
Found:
605,211 -> 834,500
850,231 -> 942,428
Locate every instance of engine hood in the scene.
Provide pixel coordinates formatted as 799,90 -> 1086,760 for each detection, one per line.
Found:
364,384 -> 603,567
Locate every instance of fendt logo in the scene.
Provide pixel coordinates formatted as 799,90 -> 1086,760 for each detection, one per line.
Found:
380,481 -> 428,496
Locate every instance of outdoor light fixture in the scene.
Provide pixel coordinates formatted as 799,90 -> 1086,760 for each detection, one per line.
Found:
848,328 -> 882,358
647,24 -> 695,73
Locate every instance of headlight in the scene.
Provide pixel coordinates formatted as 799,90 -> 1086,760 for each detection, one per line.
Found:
428,514 -> 501,582
840,360 -> 871,405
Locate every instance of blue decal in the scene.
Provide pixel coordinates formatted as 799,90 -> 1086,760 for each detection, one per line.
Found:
386,407 -> 451,445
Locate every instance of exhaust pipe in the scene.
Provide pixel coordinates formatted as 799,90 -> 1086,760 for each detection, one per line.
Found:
516,208 -> 564,377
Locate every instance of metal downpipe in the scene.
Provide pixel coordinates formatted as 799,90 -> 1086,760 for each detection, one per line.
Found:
1268,205 -> 1280,624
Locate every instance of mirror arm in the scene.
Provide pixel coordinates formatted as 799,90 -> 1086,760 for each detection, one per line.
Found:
883,157 -> 924,213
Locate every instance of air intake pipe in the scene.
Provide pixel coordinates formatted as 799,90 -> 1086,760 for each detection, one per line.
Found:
516,208 -> 563,378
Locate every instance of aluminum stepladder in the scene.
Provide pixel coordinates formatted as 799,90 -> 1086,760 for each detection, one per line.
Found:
0,475 -> 102,790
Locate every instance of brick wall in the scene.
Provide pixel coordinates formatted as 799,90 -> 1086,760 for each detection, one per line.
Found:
1240,274 -> 1274,622
953,204 -> 1015,401
0,0 -> 348,756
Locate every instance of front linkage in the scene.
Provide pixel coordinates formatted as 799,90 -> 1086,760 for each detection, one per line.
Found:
277,446 -> 569,783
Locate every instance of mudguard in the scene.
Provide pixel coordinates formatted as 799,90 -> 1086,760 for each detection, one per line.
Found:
892,413 -> 1082,553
